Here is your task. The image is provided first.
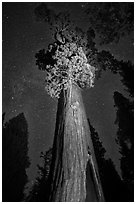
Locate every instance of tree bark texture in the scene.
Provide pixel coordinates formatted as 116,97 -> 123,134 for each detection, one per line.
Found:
48,83 -> 104,201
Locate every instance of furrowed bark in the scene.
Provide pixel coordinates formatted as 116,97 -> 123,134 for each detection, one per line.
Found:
48,83 -> 104,201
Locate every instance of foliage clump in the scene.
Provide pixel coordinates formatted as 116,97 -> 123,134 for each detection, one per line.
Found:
36,42 -> 95,98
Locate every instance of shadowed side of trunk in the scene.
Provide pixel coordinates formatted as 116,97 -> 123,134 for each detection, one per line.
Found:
48,83 -> 104,201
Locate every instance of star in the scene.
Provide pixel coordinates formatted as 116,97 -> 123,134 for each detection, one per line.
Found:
12,65 -> 16,70
40,37 -> 44,41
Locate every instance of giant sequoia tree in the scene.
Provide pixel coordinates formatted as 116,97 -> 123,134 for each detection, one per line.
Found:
35,3 -> 104,202
34,2 -> 133,202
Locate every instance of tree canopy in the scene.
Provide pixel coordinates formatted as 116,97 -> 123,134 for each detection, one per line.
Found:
35,42 -> 95,98
35,4 -> 97,98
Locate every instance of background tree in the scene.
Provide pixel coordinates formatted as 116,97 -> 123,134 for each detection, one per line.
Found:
2,113 -> 30,201
88,119 -> 129,201
85,2 -> 134,96
96,50 -> 134,97
114,91 -> 134,201
85,2 -> 134,45
24,148 -> 52,201
118,61 -> 134,97
35,3 -> 104,202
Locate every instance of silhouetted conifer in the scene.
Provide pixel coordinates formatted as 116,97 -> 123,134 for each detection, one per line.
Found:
25,148 -> 52,201
88,119 -> 129,201
114,91 -> 134,201
2,113 -> 30,201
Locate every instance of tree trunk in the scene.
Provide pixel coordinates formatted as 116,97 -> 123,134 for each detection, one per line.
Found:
48,83 -> 104,201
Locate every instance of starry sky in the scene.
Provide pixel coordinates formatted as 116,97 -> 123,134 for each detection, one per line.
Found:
2,2 -> 133,193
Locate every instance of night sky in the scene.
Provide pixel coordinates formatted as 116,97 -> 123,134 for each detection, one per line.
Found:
2,2 -> 134,194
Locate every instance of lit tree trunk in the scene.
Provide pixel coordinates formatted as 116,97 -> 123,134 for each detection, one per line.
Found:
48,82 -> 104,201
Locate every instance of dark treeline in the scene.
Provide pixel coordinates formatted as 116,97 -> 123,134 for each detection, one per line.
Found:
2,113 -> 30,201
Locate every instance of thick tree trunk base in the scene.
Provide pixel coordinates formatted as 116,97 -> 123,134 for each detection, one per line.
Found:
48,84 -> 104,201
